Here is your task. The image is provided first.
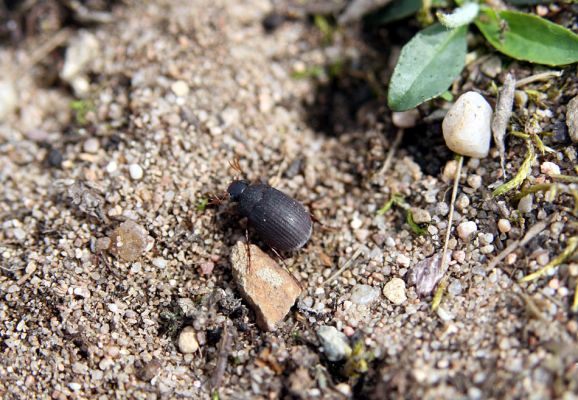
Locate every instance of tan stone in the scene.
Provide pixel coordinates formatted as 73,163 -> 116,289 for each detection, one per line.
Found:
230,242 -> 301,331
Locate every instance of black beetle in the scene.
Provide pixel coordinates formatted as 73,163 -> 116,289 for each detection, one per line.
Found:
227,180 -> 313,252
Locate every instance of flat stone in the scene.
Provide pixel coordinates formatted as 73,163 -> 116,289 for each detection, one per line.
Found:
567,95 -> 578,143
230,242 -> 301,331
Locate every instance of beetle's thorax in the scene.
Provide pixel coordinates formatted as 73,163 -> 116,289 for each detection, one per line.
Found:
236,183 -> 268,217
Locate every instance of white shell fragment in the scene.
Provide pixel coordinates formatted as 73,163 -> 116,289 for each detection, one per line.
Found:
442,91 -> 493,158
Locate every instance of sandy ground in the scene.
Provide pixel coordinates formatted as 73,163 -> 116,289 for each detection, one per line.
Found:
0,1 -> 577,399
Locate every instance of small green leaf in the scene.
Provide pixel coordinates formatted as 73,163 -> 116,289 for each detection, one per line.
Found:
475,9 -> 578,66
406,211 -> 428,235
196,197 -> 209,212
365,0 -> 421,26
388,24 -> 467,111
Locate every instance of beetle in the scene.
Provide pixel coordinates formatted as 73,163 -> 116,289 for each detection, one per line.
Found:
227,180 -> 313,252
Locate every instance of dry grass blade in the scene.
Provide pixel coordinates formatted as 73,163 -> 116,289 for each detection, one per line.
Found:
519,237 -> 578,283
492,142 -> 536,197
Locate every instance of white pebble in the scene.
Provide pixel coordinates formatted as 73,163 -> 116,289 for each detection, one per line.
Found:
498,219 -> 511,233
106,161 -> 117,173
442,160 -> 459,182
467,174 -> 482,189
350,218 -> 363,229
152,257 -> 168,269
129,163 -> 144,180
540,161 -> 560,177
171,80 -> 190,97
396,254 -> 411,267
0,80 -> 18,121
382,278 -> 407,305
442,91 -> 493,158
68,382 -> 81,391
457,221 -> 477,241
83,138 -> 100,154
178,326 -> 199,354
392,109 -> 420,128
567,95 -> 578,143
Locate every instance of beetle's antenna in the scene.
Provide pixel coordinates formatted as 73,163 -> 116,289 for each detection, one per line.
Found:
229,157 -> 243,177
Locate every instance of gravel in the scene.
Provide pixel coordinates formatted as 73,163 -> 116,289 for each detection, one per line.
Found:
0,1 -> 576,399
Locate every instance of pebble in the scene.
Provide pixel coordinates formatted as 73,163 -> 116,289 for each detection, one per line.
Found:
479,55 -> 502,78
498,219 -> 511,234
442,160 -> 458,182
448,279 -> 462,296
518,194 -> 533,213
455,194 -> 470,211
540,161 -> 560,177
442,91 -> 493,158
382,278 -> 407,305
457,221 -> 477,241
83,138 -> 100,154
392,109 -> 420,128
68,382 -> 81,391
171,80 -> 190,97
350,284 -> 380,305
316,326 -> 351,362
106,161 -> 118,173
567,95 -> 578,143
350,217 -> 363,229
436,306 -> 454,321
514,90 -> 528,108
109,221 -> 152,262
467,174 -> 482,189
411,208 -> 431,224
0,80 -> 17,121
152,257 -> 168,269
178,326 -> 199,354
60,31 -> 99,96
13,228 -> 26,241
396,254 -> 411,267
230,242 -> 301,331
129,163 -> 144,180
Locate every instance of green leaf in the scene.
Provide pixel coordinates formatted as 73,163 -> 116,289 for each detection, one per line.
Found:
365,0 -> 421,26
475,9 -> 578,66
387,24 -> 467,111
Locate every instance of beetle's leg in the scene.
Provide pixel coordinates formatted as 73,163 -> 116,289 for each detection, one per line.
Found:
244,229 -> 252,273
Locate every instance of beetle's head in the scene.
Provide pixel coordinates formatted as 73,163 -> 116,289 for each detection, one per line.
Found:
227,180 -> 250,201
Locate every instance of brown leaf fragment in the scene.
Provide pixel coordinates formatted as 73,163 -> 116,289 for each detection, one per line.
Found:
492,73 -> 516,176
409,252 -> 452,296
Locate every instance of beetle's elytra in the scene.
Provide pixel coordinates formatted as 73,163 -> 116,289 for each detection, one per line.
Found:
227,180 -> 313,252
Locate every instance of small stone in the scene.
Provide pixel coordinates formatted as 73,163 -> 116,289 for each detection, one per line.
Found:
350,284 -> 380,305
317,326 -> 351,362
83,138 -> 100,154
350,217 -> 363,229
0,80 -> 17,121
129,164 -> 144,180
452,250 -> 465,264
442,160 -> 458,182
457,221 -> 477,241
448,279 -> 462,296
480,233 -> 494,245
106,161 -> 117,173
109,221 -> 152,262
442,91 -> 493,158
392,109 -> 420,128
13,228 -> 26,241
540,161 -> 560,177
518,194 -> 533,213
171,80 -> 190,97
411,208 -> 431,224
467,174 -> 482,189
436,306 -> 454,321
152,257 -> 167,269
566,95 -> 578,143
505,253 -> 517,265
514,90 -> 528,108
396,254 -> 411,267
60,31 -> 99,97
73,287 -> 91,298
480,245 -> 494,254
68,382 -> 81,391
410,252 -> 451,296
456,194 -> 470,211
479,55 -> 502,78
382,278 -> 407,305
498,219 -> 511,234
230,242 -> 301,331
178,326 -> 199,354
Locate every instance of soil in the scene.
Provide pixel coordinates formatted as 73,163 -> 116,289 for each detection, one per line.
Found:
0,1 -> 577,399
